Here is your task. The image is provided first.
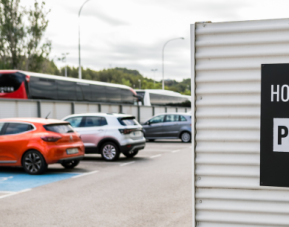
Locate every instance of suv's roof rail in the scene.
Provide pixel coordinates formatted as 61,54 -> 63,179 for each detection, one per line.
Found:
106,112 -> 126,115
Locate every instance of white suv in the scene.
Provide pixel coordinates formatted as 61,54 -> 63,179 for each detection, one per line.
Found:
62,113 -> 146,161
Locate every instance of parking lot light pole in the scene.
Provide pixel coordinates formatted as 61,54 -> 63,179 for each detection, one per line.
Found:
78,0 -> 92,79
162,37 -> 184,90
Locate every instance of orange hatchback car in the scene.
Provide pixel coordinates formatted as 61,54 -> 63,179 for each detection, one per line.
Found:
0,118 -> 85,174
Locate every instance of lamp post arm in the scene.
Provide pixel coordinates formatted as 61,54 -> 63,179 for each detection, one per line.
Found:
79,0 -> 91,17
162,38 -> 182,53
162,37 -> 184,90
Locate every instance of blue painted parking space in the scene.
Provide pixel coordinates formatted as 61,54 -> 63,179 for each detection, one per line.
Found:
0,172 -> 80,192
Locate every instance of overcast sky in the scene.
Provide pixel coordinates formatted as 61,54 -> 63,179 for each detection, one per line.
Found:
21,0 -> 289,81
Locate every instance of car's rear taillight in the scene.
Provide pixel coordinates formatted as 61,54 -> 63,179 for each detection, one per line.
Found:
41,136 -> 62,142
26,75 -> 30,82
119,129 -> 135,134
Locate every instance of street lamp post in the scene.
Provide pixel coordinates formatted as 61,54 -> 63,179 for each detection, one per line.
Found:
138,79 -> 141,89
78,0 -> 92,79
162,37 -> 184,90
151,69 -> 157,87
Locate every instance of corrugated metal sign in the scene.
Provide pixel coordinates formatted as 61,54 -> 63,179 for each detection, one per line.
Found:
192,18 -> 289,227
261,63 -> 289,187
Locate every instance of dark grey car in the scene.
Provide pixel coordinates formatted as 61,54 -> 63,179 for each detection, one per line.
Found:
142,113 -> 191,143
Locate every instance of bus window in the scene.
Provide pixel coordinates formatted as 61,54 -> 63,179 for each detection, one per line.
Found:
76,82 -> 90,101
136,91 -> 145,99
150,93 -> 163,105
90,84 -> 106,102
29,77 -> 57,99
57,80 -> 76,100
121,88 -> 133,104
106,86 -> 121,103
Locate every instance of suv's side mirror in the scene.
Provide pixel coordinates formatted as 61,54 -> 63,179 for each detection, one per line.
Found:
147,121 -> 151,125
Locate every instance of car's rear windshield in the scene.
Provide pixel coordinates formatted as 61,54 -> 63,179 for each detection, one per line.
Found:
118,117 -> 139,126
44,124 -> 74,134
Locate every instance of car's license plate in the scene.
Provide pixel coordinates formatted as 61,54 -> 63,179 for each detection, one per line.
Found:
66,148 -> 78,154
132,131 -> 141,136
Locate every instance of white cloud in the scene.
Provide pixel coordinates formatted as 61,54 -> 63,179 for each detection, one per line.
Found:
20,0 -> 289,81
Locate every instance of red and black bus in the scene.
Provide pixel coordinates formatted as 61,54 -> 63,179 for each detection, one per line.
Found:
0,70 -> 138,104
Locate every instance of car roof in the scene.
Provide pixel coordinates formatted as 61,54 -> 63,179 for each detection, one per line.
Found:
0,118 -> 67,124
63,113 -> 134,119
155,112 -> 191,116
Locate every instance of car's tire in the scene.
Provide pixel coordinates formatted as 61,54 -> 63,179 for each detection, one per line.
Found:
123,150 -> 139,158
61,160 -> 80,169
22,150 -> 47,175
101,142 -> 120,161
148,139 -> 155,142
181,132 -> 191,143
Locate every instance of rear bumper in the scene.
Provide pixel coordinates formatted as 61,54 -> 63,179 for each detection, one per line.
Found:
43,142 -> 85,164
120,142 -> 146,154
57,155 -> 84,163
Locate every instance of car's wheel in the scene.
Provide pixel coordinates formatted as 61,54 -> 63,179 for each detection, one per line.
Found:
22,150 -> 47,175
123,150 -> 139,158
148,139 -> 155,142
101,142 -> 120,161
61,160 -> 80,169
181,132 -> 191,143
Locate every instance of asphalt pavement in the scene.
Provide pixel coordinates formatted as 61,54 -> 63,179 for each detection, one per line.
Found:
0,140 -> 192,227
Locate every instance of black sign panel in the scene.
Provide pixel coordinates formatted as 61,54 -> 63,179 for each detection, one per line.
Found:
261,63 -> 289,187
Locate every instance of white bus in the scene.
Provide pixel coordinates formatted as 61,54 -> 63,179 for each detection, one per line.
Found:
135,89 -> 191,107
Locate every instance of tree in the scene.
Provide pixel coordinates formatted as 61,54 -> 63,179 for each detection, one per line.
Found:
55,66 -> 190,94
24,1 -> 51,71
41,59 -> 59,75
121,78 -> 131,87
0,0 -> 51,70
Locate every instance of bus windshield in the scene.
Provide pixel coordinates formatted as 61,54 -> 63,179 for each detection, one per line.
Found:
0,73 -> 24,93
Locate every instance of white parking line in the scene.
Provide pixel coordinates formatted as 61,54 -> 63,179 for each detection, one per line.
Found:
171,150 -> 180,153
72,170 -> 99,179
0,176 -> 13,182
150,154 -> 161,159
0,188 -> 31,200
120,161 -> 135,167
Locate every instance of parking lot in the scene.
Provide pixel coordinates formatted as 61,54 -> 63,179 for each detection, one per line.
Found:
0,140 -> 192,227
